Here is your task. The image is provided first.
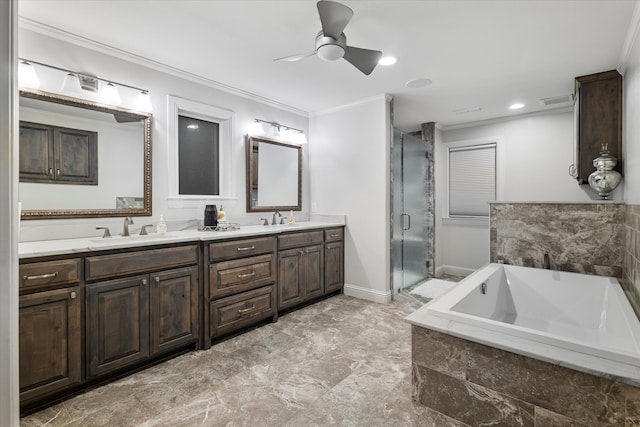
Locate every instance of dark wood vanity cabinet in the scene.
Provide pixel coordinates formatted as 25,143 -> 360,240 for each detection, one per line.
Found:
18,258 -> 83,406
206,237 -> 277,343
19,121 -> 98,185
277,231 -> 325,310
324,228 -> 344,294
85,245 -> 199,378
574,70 -> 623,183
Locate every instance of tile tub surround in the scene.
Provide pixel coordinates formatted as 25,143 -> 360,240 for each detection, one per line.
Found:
625,205 -> 640,315
411,326 -> 640,427
21,293 -> 467,427
490,202 -> 625,278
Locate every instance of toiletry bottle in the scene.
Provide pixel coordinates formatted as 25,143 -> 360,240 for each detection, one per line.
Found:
204,205 -> 218,227
218,205 -> 226,221
157,214 -> 167,235
288,210 -> 295,224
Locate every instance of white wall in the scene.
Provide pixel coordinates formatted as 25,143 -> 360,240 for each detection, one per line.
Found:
624,18 -> 640,203
436,109 -> 620,273
18,28 -> 310,241
309,95 -> 392,303
0,1 -> 20,424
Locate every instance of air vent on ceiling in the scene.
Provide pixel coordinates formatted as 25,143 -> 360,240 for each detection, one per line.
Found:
540,94 -> 574,106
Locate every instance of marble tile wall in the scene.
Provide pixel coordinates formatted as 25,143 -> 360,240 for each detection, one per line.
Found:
490,202 -> 625,278
412,326 -> 640,426
625,204 -> 640,314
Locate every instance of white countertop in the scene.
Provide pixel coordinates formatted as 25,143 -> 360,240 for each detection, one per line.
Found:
19,220 -> 345,259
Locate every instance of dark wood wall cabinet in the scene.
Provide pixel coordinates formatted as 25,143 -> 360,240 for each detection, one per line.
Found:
574,70 -> 623,184
19,226 -> 344,412
19,121 -> 98,185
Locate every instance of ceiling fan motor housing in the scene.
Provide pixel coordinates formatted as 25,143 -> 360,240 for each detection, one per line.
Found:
315,31 -> 346,61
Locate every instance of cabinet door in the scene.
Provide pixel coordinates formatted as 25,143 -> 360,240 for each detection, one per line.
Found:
86,275 -> 150,378
19,286 -> 82,404
303,244 -> 324,300
324,241 -> 344,294
278,248 -> 304,310
54,126 -> 98,185
19,121 -> 54,183
150,266 -> 199,355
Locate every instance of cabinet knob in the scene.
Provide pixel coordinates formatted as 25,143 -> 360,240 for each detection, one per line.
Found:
48,168 -> 53,177
70,291 -> 77,299
141,279 -> 148,285
56,169 -> 61,176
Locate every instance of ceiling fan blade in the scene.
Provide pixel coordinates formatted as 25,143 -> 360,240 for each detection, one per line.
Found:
343,46 -> 382,75
273,51 -> 317,62
317,0 -> 353,39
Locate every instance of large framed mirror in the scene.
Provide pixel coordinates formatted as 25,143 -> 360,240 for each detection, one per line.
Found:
19,89 -> 152,220
246,135 -> 301,212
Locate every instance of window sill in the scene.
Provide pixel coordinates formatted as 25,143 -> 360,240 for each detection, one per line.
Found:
167,195 -> 238,209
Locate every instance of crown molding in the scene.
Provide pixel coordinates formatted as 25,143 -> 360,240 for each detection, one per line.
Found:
440,106 -> 574,132
618,0 -> 640,74
19,18 -> 309,117
310,93 -> 391,117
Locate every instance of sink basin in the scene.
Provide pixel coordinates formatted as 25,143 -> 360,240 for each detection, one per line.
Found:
88,234 -> 164,245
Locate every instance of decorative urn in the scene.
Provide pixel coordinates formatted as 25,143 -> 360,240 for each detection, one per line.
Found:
588,146 -> 622,199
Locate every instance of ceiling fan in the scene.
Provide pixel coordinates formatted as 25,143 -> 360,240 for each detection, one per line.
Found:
274,0 -> 383,76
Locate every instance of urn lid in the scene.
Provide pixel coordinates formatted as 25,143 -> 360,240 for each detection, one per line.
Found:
592,152 -> 618,170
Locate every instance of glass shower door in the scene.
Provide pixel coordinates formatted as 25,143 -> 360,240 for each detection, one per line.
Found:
392,129 -> 429,293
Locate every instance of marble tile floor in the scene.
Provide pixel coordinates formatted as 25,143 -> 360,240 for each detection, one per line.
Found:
21,290 -> 469,427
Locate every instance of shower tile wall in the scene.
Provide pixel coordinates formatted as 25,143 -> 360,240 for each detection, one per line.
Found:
625,204 -> 640,313
420,122 -> 435,277
489,202 -> 625,278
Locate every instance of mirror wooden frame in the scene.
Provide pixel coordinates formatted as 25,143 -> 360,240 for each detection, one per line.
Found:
245,135 -> 302,213
19,88 -> 152,220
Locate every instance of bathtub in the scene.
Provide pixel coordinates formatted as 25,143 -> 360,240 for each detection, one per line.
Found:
406,263 -> 640,384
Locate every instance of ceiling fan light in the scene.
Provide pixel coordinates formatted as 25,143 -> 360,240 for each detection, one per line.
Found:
317,44 -> 345,61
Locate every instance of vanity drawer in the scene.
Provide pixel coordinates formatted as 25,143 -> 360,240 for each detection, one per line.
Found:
209,237 -> 276,262
324,228 -> 344,242
210,285 -> 275,338
209,254 -> 276,298
85,245 -> 198,281
278,230 -> 324,250
20,258 -> 81,292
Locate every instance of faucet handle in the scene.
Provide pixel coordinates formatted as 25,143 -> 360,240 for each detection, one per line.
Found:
96,227 -> 112,238
260,218 -> 269,226
139,224 -> 154,235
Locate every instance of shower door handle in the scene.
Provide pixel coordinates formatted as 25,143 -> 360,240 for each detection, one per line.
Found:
401,213 -> 411,230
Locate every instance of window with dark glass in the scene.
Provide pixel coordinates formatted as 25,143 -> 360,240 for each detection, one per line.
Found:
178,115 -> 220,195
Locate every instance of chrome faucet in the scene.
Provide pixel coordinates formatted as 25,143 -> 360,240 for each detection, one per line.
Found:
543,253 -> 551,269
122,217 -> 134,237
272,210 -> 282,225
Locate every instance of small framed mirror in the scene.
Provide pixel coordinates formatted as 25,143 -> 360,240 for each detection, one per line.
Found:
246,135 -> 301,212
19,89 -> 152,220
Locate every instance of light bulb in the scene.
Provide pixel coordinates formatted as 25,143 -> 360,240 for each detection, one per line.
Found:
135,91 -> 153,112
18,61 -> 40,89
280,127 -> 293,141
60,73 -> 82,94
294,132 -> 308,145
101,82 -> 122,105
249,121 -> 264,135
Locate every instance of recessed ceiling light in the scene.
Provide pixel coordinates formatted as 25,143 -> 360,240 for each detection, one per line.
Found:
406,78 -> 432,89
378,56 -> 397,66
509,103 -> 525,110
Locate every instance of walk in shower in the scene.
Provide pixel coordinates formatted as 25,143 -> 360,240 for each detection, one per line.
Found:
391,127 -> 433,293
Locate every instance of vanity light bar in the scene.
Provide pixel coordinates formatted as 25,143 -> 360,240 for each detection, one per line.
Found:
18,58 -> 152,110
251,118 -> 307,144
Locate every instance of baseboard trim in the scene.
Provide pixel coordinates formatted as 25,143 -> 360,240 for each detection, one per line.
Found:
343,283 -> 391,304
435,264 -> 476,278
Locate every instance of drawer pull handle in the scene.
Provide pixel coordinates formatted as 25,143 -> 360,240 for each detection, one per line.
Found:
238,304 -> 256,314
141,279 -> 148,285
237,272 -> 256,279
237,246 -> 256,251
330,233 -> 340,238
70,291 -> 77,299
23,272 -> 58,281
154,276 -> 160,283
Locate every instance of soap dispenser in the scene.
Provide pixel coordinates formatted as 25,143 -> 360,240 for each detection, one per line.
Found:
288,210 -> 295,224
217,205 -> 226,221
156,214 -> 167,235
